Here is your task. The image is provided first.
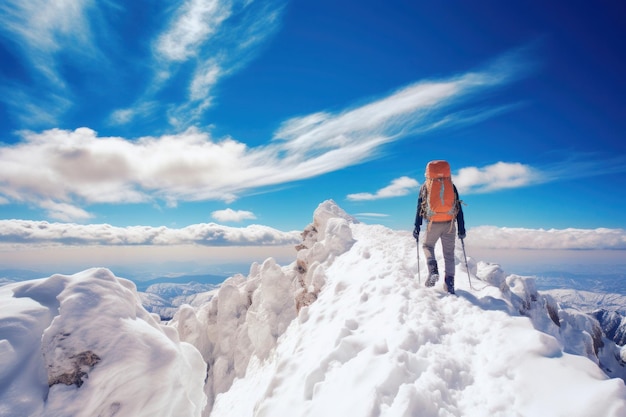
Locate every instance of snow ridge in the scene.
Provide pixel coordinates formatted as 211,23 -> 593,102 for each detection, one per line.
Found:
206,200 -> 626,417
170,200 -> 356,413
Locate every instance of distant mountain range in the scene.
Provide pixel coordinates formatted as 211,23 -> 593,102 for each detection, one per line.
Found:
133,273 -> 227,292
523,270 -> 626,295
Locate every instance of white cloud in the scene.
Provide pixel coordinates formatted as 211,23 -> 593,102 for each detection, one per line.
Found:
108,102 -> 160,127
0,219 -> 299,247
1,218 -> 624,253
190,60 -> 222,101
40,200 -> 94,222
274,81 -> 463,155
272,48 -> 532,158
109,108 -> 136,126
0,51 -> 543,221
347,177 -> 419,201
467,226 -> 626,250
155,0 -> 232,62
212,208 -> 257,223
453,162 -> 541,194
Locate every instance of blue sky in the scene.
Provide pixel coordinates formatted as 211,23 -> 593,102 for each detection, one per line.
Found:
0,0 -> 625,276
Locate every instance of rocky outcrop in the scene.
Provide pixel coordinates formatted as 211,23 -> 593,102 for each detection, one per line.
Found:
47,349 -> 101,387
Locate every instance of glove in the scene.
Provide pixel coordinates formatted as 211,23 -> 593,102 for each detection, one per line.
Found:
413,227 -> 420,240
458,232 -> 466,240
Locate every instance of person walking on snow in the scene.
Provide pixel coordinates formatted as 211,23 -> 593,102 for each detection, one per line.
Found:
413,160 -> 466,294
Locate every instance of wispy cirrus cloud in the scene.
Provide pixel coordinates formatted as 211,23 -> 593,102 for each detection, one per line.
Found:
0,0 -> 286,129
0,0 -> 96,125
0,49 -> 572,222
155,0 -> 232,62
121,0 -> 288,128
39,201 -> 94,223
0,0 -> 95,85
347,177 -> 419,201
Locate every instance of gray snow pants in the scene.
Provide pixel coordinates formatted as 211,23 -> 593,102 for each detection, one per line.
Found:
422,221 -> 456,277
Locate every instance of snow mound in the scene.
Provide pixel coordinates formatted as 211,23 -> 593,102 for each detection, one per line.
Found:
0,268 -> 206,417
170,200 -> 357,412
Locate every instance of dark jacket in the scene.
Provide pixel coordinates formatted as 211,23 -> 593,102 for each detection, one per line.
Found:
414,184 -> 465,237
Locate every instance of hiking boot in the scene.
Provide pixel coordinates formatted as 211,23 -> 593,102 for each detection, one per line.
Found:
425,273 -> 439,287
425,260 -> 439,287
444,276 -> 455,294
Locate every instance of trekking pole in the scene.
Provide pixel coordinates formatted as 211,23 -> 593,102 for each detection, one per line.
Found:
416,241 -> 421,285
460,238 -> 473,290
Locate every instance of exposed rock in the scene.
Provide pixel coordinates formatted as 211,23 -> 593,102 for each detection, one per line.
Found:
48,350 -> 101,387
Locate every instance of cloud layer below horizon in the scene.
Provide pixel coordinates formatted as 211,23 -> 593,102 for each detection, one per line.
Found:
0,219 -> 300,247
0,219 -> 624,251
467,226 -> 626,250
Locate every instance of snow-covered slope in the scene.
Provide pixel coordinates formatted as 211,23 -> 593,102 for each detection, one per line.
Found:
0,268 -> 206,417
545,288 -> 626,359
596,310 -> 626,346
1,200 -> 626,417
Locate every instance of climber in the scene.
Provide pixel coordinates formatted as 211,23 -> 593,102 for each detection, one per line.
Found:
413,160 -> 466,294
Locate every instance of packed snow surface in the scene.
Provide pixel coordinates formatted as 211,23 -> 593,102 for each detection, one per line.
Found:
1,200 -> 626,417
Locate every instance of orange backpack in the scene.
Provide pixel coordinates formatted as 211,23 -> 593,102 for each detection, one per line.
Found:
421,160 -> 458,222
